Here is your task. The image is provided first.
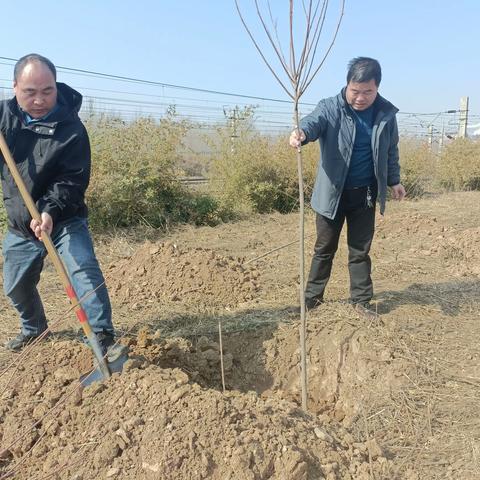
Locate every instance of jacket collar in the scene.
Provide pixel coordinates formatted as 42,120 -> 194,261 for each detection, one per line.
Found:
339,87 -> 398,111
7,82 -> 83,126
338,87 -> 398,121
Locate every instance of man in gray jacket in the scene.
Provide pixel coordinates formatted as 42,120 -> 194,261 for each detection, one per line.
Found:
290,57 -> 405,317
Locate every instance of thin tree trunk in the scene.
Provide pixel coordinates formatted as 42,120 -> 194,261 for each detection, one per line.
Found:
293,99 -> 307,411
235,0 -> 345,413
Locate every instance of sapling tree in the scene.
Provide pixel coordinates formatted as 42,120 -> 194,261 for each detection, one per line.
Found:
235,0 -> 345,410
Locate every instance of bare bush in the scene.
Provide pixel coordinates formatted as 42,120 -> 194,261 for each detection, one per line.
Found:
398,138 -> 436,197
85,114 -> 227,228
437,138 -> 480,191
209,118 -> 319,215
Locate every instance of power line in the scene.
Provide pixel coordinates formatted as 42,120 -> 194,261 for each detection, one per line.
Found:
0,55 -> 316,107
1,57 -> 477,138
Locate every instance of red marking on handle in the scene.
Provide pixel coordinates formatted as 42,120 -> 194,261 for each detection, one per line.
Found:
75,308 -> 88,324
65,285 -> 87,323
65,285 -> 76,300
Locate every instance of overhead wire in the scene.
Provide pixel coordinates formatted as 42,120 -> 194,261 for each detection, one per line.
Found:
0,57 -> 477,138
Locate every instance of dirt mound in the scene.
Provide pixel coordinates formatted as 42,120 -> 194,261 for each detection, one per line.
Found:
376,212 -> 443,238
4,193 -> 480,479
0,338 -> 391,480
105,242 -> 260,308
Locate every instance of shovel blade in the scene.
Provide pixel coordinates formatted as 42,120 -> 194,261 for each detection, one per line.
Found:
80,367 -> 107,386
80,345 -> 129,386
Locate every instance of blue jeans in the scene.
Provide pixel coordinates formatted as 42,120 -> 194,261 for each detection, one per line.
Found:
2,217 -> 114,337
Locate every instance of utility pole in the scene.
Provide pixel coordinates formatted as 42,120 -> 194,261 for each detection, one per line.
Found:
223,106 -> 241,154
428,125 -> 433,150
458,96 -> 469,138
223,105 -> 255,154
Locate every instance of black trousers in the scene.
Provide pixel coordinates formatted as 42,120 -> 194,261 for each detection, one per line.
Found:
305,185 -> 377,305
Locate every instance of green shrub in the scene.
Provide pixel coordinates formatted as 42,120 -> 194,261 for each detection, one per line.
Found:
437,138 -> 480,191
208,115 -> 318,215
179,194 -> 233,226
85,114 -> 226,229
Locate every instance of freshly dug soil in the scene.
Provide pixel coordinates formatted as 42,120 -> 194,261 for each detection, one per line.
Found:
0,336 -> 390,480
105,242 -> 260,308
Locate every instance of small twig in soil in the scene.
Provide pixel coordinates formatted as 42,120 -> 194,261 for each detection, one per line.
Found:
218,319 -> 226,393
361,404 -> 376,480
244,233 -> 316,265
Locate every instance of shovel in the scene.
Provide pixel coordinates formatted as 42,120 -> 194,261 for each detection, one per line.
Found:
0,131 -> 127,385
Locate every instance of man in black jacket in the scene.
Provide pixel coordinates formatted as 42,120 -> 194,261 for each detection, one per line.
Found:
0,53 -> 116,352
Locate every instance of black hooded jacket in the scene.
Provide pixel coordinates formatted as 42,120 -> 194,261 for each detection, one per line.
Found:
0,82 -> 90,239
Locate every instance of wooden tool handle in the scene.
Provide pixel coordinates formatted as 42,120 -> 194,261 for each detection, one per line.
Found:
0,130 -> 110,379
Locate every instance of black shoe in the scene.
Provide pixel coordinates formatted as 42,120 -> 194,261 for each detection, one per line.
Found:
288,298 -> 323,315
5,331 -> 49,352
353,302 -> 379,321
96,332 -> 115,356
306,298 -> 323,311
95,332 -> 129,364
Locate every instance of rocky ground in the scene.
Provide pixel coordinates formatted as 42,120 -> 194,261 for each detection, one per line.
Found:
1,191 -> 480,479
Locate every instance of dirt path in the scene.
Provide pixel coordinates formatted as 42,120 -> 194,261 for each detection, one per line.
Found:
1,191 -> 480,479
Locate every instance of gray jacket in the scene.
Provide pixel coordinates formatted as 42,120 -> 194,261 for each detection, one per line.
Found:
300,88 -> 400,219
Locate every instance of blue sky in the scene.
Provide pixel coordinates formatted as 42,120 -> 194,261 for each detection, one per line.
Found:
0,0 -> 478,130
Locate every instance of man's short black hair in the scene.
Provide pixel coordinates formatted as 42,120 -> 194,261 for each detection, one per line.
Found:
347,57 -> 381,86
14,53 -> 57,82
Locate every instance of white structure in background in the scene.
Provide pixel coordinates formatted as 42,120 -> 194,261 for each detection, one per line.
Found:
467,123 -> 480,136
458,96 -> 469,138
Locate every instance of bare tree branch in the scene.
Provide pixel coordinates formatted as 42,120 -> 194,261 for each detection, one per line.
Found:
302,0 -> 345,93
289,1 -> 297,77
298,0 -> 313,72
266,1 -> 290,76
254,0 -> 293,80
234,0 -> 294,98
299,0 -> 329,92
297,1 -> 325,85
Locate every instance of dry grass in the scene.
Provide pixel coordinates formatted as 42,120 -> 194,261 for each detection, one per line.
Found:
2,192 -> 480,478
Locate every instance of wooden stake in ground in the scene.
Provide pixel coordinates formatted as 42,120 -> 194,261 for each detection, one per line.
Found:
235,0 -> 345,411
